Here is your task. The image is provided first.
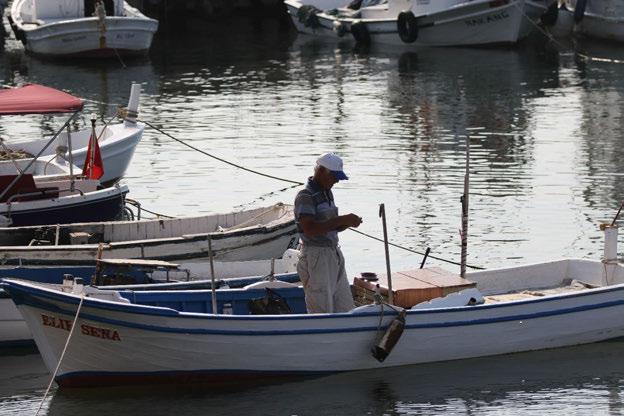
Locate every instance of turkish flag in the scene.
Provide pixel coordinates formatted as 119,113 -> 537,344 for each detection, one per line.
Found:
82,129 -> 104,180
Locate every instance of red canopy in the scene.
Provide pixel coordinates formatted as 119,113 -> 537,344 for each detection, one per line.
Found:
0,84 -> 84,115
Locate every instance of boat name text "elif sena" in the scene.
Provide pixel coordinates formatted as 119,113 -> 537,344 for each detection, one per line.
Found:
464,11 -> 510,27
41,314 -> 121,341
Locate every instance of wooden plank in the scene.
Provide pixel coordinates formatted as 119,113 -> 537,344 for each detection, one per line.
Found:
98,258 -> 180,269
353,266 -> 476,308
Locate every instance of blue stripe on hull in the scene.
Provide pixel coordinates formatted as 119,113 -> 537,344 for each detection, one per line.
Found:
3,192 -> 126,227
8,282 -> 624,336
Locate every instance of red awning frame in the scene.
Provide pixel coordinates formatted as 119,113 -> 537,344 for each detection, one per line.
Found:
0,84 -> 84,115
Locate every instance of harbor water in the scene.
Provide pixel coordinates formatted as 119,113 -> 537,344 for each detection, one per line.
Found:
2,13 -> 624,415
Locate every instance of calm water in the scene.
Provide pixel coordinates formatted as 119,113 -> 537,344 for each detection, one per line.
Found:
2,11 -> 624,415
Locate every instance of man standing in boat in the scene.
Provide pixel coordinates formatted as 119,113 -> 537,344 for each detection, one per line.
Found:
294,153 -> 363,313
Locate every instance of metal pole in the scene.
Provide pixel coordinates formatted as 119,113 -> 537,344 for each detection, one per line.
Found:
0,111 -> 80,202
66,125 -> 75,192
208,235 -> 218,314
419,247 -> 431,269
379,203 -> 393,305
611,200 -> 624,227
460,135 -> 470,278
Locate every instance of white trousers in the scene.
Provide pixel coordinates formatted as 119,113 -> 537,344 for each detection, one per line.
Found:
297,245 -> 355,314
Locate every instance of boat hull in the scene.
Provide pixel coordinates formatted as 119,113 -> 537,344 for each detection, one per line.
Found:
0,204 -> 298,265
0,224 -> 298,265
286,0 -> 528,46
6,258 -> 624,387
0,292 -> 32,347
7,123 -> 144,187
551,1 -> 624,42
10,1 -> 158,57
0,185 -> 128,227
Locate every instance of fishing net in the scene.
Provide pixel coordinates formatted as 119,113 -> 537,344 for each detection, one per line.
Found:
0,149 -> 34,160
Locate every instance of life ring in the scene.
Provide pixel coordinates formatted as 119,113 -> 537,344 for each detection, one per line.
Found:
397,11 -> 418,43
350,20 -> 371,44
540,1 -> 559,27
573,0 -> 588,23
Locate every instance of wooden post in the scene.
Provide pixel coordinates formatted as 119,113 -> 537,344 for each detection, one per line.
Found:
379,203 -> 393,305
208,235 -> 218,314
460,135 -> 470,278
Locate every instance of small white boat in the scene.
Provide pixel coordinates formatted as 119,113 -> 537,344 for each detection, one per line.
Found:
1,83 -> 145,187
0,174 -> 129,227
547,0 -> 624,42
0,203 -> 298,265
8,0 -> 158,57
4,225 -> 623,387
286,0 -> 531,46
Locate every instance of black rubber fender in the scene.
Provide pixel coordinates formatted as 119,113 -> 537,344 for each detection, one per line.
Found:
350,20 -> 371,44
540,1 -> 559,27
574,0 -> 588,23
397,11 -> 418,43
334,21 -> 348,38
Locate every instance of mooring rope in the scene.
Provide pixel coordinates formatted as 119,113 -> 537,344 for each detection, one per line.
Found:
140,119 -> 303,186
35,294 -> 85,416
349,228 -> 485,270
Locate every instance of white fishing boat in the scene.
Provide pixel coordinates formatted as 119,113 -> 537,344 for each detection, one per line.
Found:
286,0 -> 531,46
545,0 -> 624,42
4,225 -> 623,387
1,83 -> 144,187
0,253 -> 300,347
0,203 -> 298,265
8,0 -> 158,57
0,156 -> 130,228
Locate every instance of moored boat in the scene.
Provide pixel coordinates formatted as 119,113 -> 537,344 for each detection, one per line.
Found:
565,0 -> 624,42
4,225 -> 623,388
0,203 -> 298,264
286,0 -> 531,46
0,83 -> 145,187
8,0 -> 158,57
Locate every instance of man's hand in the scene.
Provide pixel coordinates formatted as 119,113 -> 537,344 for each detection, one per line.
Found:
299,213 -> 363,236
343,213 -> 363,228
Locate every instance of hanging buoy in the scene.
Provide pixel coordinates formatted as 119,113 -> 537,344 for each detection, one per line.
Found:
371,309 -> 406,362
574,0 -> 588,23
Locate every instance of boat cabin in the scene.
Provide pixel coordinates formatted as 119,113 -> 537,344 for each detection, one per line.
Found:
19,0 -> 124,24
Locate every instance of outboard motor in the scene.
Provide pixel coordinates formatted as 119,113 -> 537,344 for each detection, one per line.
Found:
371,309 -> 406,362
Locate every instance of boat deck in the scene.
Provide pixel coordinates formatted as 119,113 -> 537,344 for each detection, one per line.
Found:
484,279 -> 598,303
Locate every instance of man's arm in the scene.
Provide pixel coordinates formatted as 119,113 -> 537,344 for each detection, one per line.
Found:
298,214 -> 362,237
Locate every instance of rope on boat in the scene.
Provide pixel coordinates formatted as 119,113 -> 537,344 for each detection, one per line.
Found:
349,228 -> 485,270
35,294 -> 85,416
514,1 -> 624,65
139,119 -> 304,186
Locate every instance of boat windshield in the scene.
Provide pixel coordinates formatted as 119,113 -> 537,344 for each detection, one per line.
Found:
361,0 -> 387,7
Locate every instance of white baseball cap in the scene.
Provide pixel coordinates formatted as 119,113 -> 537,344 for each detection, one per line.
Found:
317,153 -> 349,180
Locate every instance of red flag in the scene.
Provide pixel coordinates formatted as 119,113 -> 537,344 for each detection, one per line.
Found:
82,129 -> 104,180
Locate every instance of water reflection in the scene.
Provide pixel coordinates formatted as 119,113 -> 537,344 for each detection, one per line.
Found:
22,339 -> 622,415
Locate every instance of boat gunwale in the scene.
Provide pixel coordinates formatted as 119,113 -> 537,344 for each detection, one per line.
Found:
5,261 -> 624,323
